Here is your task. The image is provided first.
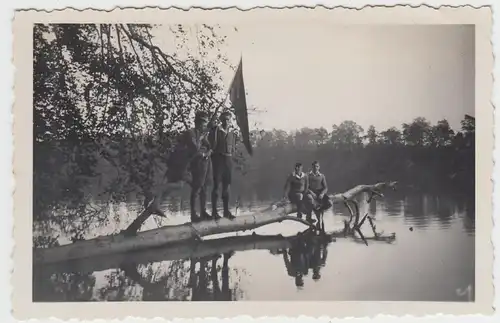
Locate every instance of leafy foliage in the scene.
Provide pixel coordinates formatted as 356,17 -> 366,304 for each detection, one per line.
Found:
34,23 -> 233,234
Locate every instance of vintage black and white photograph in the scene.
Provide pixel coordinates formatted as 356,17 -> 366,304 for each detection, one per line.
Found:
12,5 -> 494,319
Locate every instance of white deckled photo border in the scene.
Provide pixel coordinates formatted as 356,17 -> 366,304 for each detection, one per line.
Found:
4,0 -> 498,322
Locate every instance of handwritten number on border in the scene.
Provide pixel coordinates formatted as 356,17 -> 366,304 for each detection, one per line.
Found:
456,284 -> 473,302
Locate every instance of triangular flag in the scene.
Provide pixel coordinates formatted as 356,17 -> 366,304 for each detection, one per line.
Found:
228,57 -> 253,156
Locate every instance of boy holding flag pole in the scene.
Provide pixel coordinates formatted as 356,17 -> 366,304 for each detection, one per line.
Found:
208,57 -> 252,220
175,56 -> 251,222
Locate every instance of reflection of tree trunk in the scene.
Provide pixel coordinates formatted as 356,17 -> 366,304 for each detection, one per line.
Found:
35,181 -> 397,266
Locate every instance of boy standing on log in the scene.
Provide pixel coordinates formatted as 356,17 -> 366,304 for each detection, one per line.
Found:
208,111 -> 237,220
284,162 -> 309,219
306,161 -> 333,222
180,111 -> 213,223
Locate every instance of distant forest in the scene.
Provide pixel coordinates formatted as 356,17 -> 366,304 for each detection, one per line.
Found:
231,115 -> 475,201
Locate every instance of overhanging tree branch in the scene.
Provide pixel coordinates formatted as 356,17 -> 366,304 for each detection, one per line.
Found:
124,24 -> 200,89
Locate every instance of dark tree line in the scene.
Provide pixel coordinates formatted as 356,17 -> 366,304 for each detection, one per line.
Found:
230,115 -> 475,201
248,116 -> 473,149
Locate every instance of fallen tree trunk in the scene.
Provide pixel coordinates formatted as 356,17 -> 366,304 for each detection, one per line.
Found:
33,181 -> 397,266
34,214 -> 313,265
266,181 -> 397,215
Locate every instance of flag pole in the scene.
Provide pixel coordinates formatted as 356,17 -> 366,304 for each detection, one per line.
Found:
208,93 -> 228,128
209,56 -> 241,125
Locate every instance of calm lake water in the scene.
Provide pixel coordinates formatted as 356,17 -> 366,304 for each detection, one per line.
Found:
33,191 -> 475,302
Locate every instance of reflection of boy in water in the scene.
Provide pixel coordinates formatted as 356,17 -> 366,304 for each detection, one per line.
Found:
190,259 -> 210,301
307,239 -> 328,282
212,252 -> 233,301
282,234 -> 330,288
283,237 -> 309,288
189,252 -> 234,301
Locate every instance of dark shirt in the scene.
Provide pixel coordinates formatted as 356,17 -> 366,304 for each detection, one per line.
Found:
308,171 -> 328,195
283,249 -> 309,277
166,128 -> 209,182
182,128 -> 211,155
208,126 -> 236,156
285,171 -> 309,194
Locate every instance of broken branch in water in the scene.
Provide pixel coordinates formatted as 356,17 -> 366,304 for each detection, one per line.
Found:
124,181 -> 186,235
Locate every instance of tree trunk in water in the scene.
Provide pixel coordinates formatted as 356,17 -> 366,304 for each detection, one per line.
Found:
33,181 -> 397,266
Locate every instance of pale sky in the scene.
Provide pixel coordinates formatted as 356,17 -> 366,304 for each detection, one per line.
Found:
152,24 -> 474,132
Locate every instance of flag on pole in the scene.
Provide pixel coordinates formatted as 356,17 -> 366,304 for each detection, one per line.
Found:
228,57 -> 253,156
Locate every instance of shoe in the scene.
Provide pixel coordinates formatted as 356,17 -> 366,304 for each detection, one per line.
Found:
305,214 -> 313,222
223,210 -> 236,220
306,216 -> 317,224
212,210 -> 222,220
200,210 -> 212,221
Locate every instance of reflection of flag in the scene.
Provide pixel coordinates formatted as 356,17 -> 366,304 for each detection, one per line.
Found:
229,57 -> 253,156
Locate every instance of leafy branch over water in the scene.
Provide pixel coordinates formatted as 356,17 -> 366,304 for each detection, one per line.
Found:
34,23 -> 235,235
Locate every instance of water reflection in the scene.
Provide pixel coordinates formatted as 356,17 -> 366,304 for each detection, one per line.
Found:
188,253 -> 234,301
33,271 -> 96,302
33,191 -> 476,302
281,231 -> 330,289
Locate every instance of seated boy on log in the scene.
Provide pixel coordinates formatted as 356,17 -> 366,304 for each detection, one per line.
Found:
305,161 -> 333,223
283,162 -> 309,219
